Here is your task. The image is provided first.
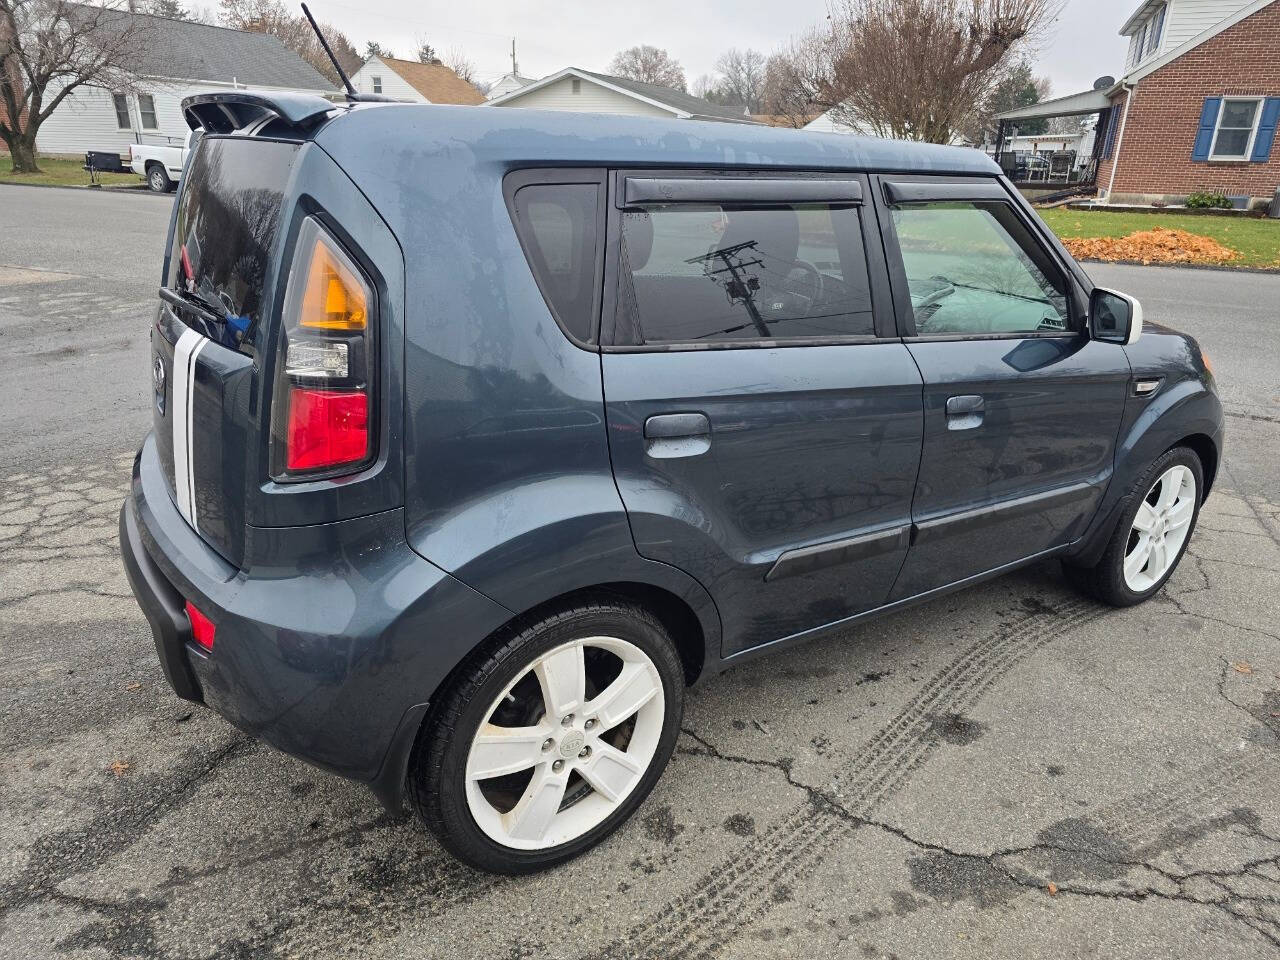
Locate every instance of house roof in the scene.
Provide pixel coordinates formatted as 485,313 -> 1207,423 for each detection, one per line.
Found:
374,56 -> 486,105
1119,0 -> 1166,35
485,67 -> 755,122
75,6 -> 333,90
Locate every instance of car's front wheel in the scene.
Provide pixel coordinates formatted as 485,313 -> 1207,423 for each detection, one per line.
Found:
1066,446 -> 1203,606
407,600 -> 685,874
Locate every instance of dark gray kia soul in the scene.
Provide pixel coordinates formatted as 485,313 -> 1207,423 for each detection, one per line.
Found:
119,91 -> 1223,874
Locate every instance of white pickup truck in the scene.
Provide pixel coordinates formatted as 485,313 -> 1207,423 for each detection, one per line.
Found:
128,130 -> 192,192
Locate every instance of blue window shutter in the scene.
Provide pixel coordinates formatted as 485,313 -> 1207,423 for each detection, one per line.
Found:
1192,97 -> 1221,161
1250,97 -> 1280,162
1103,108 -> 1119,159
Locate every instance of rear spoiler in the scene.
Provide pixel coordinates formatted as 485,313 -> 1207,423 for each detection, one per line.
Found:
181,91 -> 339,135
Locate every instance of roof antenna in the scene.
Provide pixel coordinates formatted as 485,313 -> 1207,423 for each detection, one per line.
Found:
300,3 -> 361,101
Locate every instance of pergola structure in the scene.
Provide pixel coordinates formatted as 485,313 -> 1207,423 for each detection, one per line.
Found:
993,87 -> 1115,188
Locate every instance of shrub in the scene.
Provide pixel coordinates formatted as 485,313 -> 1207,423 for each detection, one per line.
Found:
1185,191 -> 1231,209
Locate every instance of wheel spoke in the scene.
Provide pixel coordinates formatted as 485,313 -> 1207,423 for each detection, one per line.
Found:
1124,539 -> 1151,582
1147,540 -> 1169,579
1155,469 -> 1183,510
468,723 -> 547,781
1132,501 -> 1159,533
1166,498 -> 1194,531
504,766 -> 569,843
534,642 -> 586,718
583,661 -> 660,732
578,742 -> 644,804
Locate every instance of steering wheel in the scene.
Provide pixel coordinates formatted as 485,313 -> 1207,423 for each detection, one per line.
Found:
780,259 -> 824,310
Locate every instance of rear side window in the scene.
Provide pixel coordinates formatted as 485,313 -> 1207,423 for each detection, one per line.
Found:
511,181 -> 602,343
891,201 -> 1071,336
614,203 -> 874,345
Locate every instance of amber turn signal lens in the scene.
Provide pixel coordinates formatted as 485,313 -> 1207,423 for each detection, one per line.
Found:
300,239 -> 367,330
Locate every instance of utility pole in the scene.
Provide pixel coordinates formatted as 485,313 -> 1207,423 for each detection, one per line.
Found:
510,38 -> 517,76
687,241 -> 770,338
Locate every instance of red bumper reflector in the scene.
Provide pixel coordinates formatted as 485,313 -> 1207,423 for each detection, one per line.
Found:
285,388 -> 369,472
185,600 -> 216,652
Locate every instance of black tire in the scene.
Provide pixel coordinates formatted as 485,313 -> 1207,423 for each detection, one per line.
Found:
146,163 -> 172,193
1065,446 -> 1204,607
407,600 -> 685,874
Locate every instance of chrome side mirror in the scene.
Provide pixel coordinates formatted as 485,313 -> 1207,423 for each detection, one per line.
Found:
1089,287 -> 1142,345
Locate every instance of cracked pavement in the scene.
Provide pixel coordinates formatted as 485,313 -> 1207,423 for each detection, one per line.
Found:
2,185 -> 1280,959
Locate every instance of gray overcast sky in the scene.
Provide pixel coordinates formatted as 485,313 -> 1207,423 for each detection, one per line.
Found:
310,0 -> 1133,98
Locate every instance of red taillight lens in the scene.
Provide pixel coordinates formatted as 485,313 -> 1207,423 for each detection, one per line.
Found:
185,600 -> 216,652
285,388 -> 369,471
272,218 -> 375,479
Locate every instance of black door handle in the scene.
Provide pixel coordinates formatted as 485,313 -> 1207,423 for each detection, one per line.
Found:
644,413 -> 711,458
945,395 -> 984,431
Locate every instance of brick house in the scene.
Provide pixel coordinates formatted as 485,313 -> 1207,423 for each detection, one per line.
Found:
997,0 -> 1280,208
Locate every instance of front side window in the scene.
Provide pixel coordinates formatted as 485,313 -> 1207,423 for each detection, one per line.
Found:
138,93 -> 159,130
615,203 -> 874,344
1211,98 -> 1261,160
511,182 -> 601,342
112,93 -> 131,129
372,76 -> 382,94
891,201 -> 1070,336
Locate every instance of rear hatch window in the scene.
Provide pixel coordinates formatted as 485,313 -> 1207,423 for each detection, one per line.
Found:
153,136 -> 298,565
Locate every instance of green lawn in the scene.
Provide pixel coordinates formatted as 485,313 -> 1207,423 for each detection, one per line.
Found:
0,155 -> 139,189
1038,208 -> 1280,269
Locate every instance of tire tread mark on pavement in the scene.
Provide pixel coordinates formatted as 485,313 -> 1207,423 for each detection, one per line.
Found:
593,597 -> 1102,960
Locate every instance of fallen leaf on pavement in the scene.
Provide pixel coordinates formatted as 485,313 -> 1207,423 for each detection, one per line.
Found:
1047,882 -> 1058,896
108,761 -> 130,777
1233,662 -> 1253,674
125,682 -> 142,691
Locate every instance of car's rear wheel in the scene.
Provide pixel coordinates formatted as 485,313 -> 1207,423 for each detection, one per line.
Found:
407,601 -> 684,874
1065,446 -> 1203,606
147,164 -> 172,193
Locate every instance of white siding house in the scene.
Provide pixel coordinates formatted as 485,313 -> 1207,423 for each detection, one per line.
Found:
485,72 -> 532,101
351,57 -> 425,101
31,11 -> 333,157
348,56 -> 485,105
486,68 -> 753,123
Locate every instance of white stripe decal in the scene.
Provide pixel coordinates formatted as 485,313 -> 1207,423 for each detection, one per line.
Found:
171,328 -> 204,528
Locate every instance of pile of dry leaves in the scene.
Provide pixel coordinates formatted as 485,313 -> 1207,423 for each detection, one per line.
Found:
1061,227 -> 1239,265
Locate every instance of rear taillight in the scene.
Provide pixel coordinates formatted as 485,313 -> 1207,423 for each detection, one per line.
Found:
271,218 -> 375,479
185,600 -> 215,652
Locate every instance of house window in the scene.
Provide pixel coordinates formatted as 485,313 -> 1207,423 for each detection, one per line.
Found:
1132,22 -> 1147,65
571,76 -> 581,94
1146,4 -> 1165,56
1211,98 -> 1262,160
138,94 -> 159,130
112,93 -> 131,129
372,76 -> 382,94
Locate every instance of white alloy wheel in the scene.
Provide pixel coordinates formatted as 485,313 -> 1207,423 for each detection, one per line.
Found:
464,635 -> 665,851
1123,464 -> 1197,592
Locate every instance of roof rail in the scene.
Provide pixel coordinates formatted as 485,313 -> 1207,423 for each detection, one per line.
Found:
181,90 -> 338,134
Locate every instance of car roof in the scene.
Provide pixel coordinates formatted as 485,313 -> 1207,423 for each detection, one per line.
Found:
321,102 -> 1001,177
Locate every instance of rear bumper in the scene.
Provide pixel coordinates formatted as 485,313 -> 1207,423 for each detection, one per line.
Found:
118,433 -> 513,807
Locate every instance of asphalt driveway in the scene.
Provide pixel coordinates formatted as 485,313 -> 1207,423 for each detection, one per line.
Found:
2,184 -> 1279,959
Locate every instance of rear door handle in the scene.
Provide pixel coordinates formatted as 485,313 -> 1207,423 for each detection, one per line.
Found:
644,413 -> 711,458
945,394 -> 984,431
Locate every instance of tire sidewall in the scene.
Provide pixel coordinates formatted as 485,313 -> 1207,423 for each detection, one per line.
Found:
1107,448 -> 1204,604
421,605 -> 685,873
148,167 -> 168,192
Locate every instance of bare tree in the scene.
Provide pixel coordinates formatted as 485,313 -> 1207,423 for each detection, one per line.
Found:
220,0 -> 356,83
444,47 -> 476,82
759,47 -> 819,127
608,44 -> 685,92
0,0 -> 150,173
714,47 -> 766,113
780,0 -> 1063,143
690,72 -> 718,100
415,39 -> 436,63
